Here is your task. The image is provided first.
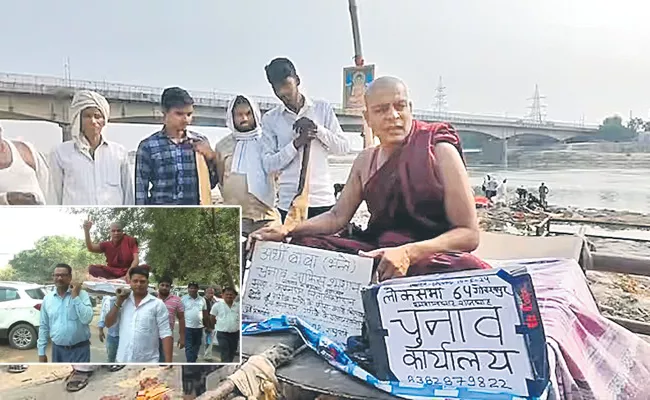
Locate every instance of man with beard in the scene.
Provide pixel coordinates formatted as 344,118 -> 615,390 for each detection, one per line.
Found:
0,122 -> 51,205
104,267 -> 173,363
83,219 -> 141,280
37,264 -> 94,363
215,95 -> 280,235
260,58 -> 349,222
135,87 -> 219,205
49,90 -> 133,205
157,276 -> 185,362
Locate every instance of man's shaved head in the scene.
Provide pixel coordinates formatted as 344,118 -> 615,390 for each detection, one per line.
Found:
364,76 -> 409,106
363,76 -> 413,147
109,221 -> 124,241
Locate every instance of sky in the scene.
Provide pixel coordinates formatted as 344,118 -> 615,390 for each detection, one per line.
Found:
1,0 -> 650,152
0,208 -> 85,267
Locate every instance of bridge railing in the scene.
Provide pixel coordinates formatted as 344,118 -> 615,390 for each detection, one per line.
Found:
0,72 -> 598,129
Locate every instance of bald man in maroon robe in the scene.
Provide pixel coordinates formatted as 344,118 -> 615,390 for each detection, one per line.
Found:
83,220 -> 141,280
251,76 -> 490,281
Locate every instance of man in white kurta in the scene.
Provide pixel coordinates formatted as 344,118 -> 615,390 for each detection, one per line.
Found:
49,90 -> 133,205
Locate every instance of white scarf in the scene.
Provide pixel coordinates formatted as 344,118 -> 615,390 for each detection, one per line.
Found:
70,90 -> 110,153
225,95 -> 274,208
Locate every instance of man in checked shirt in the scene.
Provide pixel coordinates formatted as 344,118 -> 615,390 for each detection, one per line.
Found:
135,87 -> 219,205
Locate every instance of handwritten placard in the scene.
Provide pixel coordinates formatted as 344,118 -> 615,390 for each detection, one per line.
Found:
375,272 -> 537,397
242,241 -> 373,343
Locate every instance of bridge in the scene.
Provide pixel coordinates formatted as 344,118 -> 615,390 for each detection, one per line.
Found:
0,72 -> 598,147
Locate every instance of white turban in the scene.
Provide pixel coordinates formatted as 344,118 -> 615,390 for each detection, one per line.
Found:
70,90 -> 110,151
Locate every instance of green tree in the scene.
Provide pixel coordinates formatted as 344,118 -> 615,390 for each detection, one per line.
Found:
9,235 -> 104,283
596,115 -> 638,142
68,207 -> 240,288
0,266 -> 16,281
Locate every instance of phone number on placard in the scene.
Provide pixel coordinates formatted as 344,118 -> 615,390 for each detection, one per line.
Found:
407,375 -> 512,389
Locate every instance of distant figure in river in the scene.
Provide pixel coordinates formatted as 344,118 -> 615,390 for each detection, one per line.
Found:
495,179 -> 508,204
516,185 -> 528,203
485,177 -> 498,200
481,174 -> 490,195
539,182 -> 549,208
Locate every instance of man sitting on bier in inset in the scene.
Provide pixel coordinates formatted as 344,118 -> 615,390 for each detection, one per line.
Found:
251,76 -> 490,281
83,219 -> 146,281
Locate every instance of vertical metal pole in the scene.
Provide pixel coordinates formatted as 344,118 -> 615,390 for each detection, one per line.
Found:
349,0 -> 364,67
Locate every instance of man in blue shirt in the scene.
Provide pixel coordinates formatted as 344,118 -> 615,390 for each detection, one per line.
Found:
98,295 -> 120,363
37,263 -> 94,363
134,87 -> 219,205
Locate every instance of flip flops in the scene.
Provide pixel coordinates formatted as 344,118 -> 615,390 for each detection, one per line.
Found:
7,365 -> 28,373
64,369 -> 93,392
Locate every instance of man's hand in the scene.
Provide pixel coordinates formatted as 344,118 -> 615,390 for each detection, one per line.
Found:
83,220 -> 93,231
359,246 -> 411,282
294,117 -> 317,135
293,117 -> 317,149
177,336 -> 185,349
39,355 -> 47,363
191,139 -> 217,161
247,226 -> 289,251
70,281 -> 82,298
98,329 -> 105,343
7,192 -> 39,205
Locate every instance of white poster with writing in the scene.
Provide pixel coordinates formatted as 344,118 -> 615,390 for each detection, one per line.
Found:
377,274 -> 533,396
243,241 -> 373,343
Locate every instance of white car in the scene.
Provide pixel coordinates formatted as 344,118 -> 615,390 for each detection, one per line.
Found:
0,281 -> 46,350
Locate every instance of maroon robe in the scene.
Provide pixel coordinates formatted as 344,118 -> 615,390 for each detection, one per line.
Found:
292,120 -> 491,276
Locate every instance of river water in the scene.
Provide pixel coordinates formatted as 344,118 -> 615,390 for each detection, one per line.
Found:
329,155 -> 650,214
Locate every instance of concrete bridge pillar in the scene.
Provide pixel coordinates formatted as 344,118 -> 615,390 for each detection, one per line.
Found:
59,123 -> 72,142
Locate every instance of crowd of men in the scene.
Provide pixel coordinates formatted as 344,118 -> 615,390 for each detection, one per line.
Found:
2,55 -> 486,397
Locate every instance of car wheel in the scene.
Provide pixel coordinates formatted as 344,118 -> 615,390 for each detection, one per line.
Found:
8,323 -> 37,350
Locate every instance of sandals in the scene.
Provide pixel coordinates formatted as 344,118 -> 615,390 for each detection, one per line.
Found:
106,365 -> 125,372
7,365 -> 28,373
64,370 -> 93,392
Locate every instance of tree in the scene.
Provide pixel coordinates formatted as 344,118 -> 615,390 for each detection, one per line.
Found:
596,115 -> 637,142
9,236 -> 104,283
0,266 -> 16,281
627,117 -> 645,133
68,207 -> 240,288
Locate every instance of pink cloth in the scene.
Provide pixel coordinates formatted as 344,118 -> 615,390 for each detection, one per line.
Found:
493,258 -> 650,399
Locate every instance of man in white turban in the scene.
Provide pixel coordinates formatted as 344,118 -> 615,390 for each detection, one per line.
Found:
50,90 -> 133,205
0,121 -> 51,205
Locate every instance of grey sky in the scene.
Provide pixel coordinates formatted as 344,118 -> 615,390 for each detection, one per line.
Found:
1,0 -> 649,150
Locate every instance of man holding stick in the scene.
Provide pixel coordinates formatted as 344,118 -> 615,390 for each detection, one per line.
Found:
104,267 -> 173,363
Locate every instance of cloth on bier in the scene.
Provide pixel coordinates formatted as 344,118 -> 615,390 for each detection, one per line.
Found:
69,90 -> 110,153
88,235 -> 139,279
513,258 -> 650,400
291,120 -> 491,274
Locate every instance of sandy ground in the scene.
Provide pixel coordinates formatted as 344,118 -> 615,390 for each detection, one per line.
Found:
0,365 -> 182,400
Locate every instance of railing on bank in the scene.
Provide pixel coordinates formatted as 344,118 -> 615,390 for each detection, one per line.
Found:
0,72 -> 598,130
535,217 -> 650,335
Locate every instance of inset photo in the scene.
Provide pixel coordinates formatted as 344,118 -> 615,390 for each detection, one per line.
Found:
0,206 -> 241,365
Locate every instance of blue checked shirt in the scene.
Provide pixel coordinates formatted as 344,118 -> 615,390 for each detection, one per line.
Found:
135,129 -> 219,205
